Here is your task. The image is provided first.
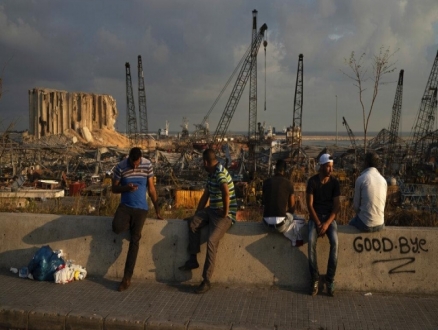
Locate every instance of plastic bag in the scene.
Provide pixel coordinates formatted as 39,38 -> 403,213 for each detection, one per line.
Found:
283,213 -> 307,246
54,261 -> 87,284
292,215 -> 306,246
27,245 -> 65,281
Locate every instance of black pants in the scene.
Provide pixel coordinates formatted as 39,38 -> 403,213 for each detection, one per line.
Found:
112,203 -> 148,279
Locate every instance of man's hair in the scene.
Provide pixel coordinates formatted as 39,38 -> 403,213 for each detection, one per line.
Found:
364,151 -> 380,168
129,147 -> 142,161
275,159 -> 286,173
203,148 -> 216,164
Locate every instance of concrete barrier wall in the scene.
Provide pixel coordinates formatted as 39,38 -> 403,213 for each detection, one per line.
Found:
0,212 -> 437,294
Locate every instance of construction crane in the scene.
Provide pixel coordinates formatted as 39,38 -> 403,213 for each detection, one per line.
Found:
211,23 -> 268,150
248,9 -> 259,142
192,62 -> 246,140
342,116 -> 360,166
290,54 -> 304,162
193,12 -> 263,142
388,70 -> 404,145
137,55 -> 149,146
386,69 -> 404,170
342,116 -> 357,150
180,117 -> 189,139
409,50 -> 438,163
125,62 -> 138,146
247,10 -> 264,175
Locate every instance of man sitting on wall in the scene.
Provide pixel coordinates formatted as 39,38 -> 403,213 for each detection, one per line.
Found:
349,151 -> 387,232
261,159 -> 296,240
179,148 -> 237,294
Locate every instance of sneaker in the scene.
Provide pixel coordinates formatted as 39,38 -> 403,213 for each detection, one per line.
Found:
117,277 -> 131,292
327,281 -> 335,297
310,280 -> 319,296
178,260 -> 199,271
194,280 -> 211,294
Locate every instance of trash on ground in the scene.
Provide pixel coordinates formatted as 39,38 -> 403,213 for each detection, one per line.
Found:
364,292 -> 372,296
15,246 -> 86,284
54,261 -> 87,284
27,245 -> 65,281
19,267 -> 29,278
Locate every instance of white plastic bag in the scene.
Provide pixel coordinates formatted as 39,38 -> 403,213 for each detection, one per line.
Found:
54,267 -> 74,284
54,261 -> 87,284
283,213 -> 306,246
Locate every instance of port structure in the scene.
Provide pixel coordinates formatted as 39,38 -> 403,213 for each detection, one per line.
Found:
409,50 -> 438,164
138,55 -> 149,146
289,54 -> 306,165
386,69 -> 404,172
125,62 -> 139,146
368,69 -> 405,175
211,23 -> 268,151
342,115 -> 359,165
247,10 -> 261,176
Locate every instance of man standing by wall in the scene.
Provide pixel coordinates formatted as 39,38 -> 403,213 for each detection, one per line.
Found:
179,148 -> 237,294
112,147 -> 163,292
349,151 -> 387,232
306,153 -> 340,297
262,159 -> 296,238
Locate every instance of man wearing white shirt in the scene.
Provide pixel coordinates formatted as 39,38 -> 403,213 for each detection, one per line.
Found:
349,152 -> 387,232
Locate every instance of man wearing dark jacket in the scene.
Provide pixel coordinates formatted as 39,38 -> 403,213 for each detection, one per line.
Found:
262,159 -> 295,237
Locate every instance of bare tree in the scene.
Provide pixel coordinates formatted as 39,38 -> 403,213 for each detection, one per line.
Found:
342,46 -> 398,152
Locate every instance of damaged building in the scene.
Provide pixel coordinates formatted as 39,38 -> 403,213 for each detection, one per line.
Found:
28,88 -> 119,139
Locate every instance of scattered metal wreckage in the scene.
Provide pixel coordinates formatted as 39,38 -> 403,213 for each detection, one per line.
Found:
0,126 -> 437,215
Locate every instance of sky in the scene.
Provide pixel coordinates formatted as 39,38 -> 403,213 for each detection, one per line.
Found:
0,0 -> 437,136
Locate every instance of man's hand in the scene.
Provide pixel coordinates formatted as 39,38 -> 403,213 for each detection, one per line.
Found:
318,222 -> 330,237
127,183 -> 138,192
218,208 -> 228,218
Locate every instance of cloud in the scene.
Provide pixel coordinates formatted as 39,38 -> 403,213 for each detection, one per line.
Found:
0,0 -> 436,136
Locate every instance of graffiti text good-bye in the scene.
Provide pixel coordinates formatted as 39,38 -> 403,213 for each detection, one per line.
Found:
353,236 -> 428,254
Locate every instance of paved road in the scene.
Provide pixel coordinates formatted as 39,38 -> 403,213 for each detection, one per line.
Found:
1,270 -> 437,329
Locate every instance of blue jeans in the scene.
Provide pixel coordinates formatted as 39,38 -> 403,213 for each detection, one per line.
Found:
308,215 -> 338,283
349,215 -> 385,232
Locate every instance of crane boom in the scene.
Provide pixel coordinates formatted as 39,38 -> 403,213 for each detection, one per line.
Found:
138,55 -> 149,144
342,116 -> 357,150
248,10 -> 258,141
291,54 -> 304,149
386,69 -> 404,168
410,50 -> 438,162
125,62 -> 138,146
211,23 -> 268,148
388,70 -> 404,146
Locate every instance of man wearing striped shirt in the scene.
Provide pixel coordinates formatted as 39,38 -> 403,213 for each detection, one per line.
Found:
112,147 -> 162,292
179,148 -> 237,294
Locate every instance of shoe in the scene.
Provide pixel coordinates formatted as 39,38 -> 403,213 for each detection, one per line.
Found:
327,281 -> 335,297
117,277 -> 131,292
310,280 -> 319,296
178,260 -> 199,271
194,280 -> 211,294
